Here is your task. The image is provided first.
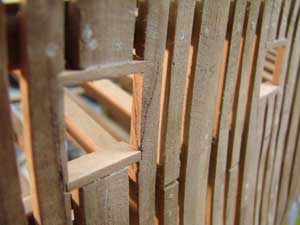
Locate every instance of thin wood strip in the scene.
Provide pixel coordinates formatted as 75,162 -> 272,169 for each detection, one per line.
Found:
226,1 -> 261,224
254,92 -> 276,225
239,0 -> 273,224
268,14 -> 300,225
59,60 -> 149,86
212,1 -> 248,225
278,0 -> 292,39
181,1 -> 231,224
276,70 -> 300,225
130,1 -> 170,225
82,80 -> 132,130
0,4 -> 27,224
268,0 -> 283,41
19,1 -> 70,224
68,142 -> 140,191
76,168 -> 129,225
64,92 -> 118,152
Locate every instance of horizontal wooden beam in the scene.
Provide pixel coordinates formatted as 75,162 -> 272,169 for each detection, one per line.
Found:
59,61 -> 149,86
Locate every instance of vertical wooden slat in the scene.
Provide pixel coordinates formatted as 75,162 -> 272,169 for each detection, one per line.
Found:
226,1 -> 261,225
71,0 -> 136,68
77,168 -> 129,225
239,0 -> 273,224
131,1 -> 170,225
268,0 -> 283,41
180,0 -> 231,224
269,15 -> 300,225
276,69 -> 300,225
278,0 -> 292,38
19,1 -> 70,224
212,1 -> 247,225
0,4 -> 27,225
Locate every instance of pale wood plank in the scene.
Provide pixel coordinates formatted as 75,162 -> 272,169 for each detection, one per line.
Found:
225,1 -> 261,225
68,142 -> 140,191
181,1 -> 231,224
267,14 -> 300,225
254,91 -> 276,225
69,0 -> 136,68
19,1 -> 70,224
278,0 -> 292,39
212,1 -> 248,225
276,71 -> 300,225
59,61 -> 148,86
83,80 -> 132,129
239,0 -> 274,224
76,168 -> 129,225
0,5 -> 27,224
130,1 -> 170,225
268,0 -> 283,41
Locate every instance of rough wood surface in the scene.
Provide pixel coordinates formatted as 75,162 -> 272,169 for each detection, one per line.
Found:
77,168 -> 129,225
0,4 -> 27,224
19,1 -> 70,224
180,1 -> 231,224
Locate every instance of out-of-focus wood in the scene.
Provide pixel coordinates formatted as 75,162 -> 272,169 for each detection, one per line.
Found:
19,1 -> 71,224
0,5 -> 27,224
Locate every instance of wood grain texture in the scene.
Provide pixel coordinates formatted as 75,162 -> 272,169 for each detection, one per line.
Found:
71,0 -> 136,67
212,1 -> 247,225
19,1 -> 70,224
239,0 -> 273,224
180,1 -> 231,224
0,4 -> 27,224
76,168 -> 129,225
131,1 -> 170,225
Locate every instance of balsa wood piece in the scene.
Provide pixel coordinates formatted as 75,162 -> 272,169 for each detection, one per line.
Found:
226,1 -> 261,224
68,142 -> 140,191
158,0 -> 196,187
76,168 -> 129,225
72,0 -> 136,67
212,1 -> 247,225
83,80 -> 132,129
0,5 -> 27,224
181,1 -> 231,225
19,1 -> 70,224
131,1 -> 170,225
59,61 -> 148,86
254,92 -> 276,225
276,72 -> 300,225
64,92 -> 118,152
239,0 -> 273,224
268,15 -> 300,225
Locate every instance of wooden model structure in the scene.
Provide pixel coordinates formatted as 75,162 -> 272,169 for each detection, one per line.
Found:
0,0 -> 300,225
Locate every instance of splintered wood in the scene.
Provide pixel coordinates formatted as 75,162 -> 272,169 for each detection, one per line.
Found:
1,0 -> 300,225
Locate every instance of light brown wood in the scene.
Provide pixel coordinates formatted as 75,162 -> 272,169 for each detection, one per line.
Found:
0,5 -> 27,224
19,1 -> 71,224
268,0 -> 283,41
278,0 -> 292,38
59,61 -> 148,86
83,80 -> 132,129
76,168 -> 129,225
181,1 -> 231,224
68,142 -> 140,191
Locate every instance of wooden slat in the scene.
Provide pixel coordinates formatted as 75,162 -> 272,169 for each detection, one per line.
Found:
180,1 -> 231,224
69,0 -> 136,68
83,80 -> 132,129
226,1 -> 261,225
0,4 -> 27,224
239,0 -> 273,224
64,92 -> 118,152
278,0 -> 292,39
19,1 -> 70,224
276,71 -> 300,225
59,61 -> 148,86
268,0 -> 283,41
254,91 -> 276,225
75,168 -> 129,225
212,1 -> 247,225
268,14 -> 300,225
130,1 -> 170,225
68,142 -> 140,191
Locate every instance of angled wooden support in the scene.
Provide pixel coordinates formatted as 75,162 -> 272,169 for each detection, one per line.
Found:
0,4 -> 27,224
19,1 -> 71,224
